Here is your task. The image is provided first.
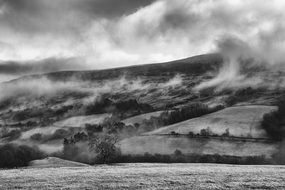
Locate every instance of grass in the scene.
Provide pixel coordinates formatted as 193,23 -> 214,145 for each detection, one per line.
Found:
121,111 -> 164,125
0,163 -> 285,189
119,135 -> 277,157
147,105 -> 277,138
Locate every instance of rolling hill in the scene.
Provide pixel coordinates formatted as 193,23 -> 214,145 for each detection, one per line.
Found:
122,111 -> 164,125
119,135 -> 277,157
28,157 -> 90,168
146,105 -> 277,138
119,105 -> 278,157
0,53 -> 284,161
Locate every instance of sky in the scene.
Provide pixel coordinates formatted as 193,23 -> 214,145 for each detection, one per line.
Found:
1,0 -> 285,82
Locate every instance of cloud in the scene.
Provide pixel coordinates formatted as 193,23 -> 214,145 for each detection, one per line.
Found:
0,0 -> 157,65
1,0 -> 285,76
0,0 -> 156,34
0,57 -> 86,75
91,0 -> 285,69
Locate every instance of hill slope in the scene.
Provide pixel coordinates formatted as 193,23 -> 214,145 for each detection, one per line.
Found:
29,157 -> 89,168
0,53 -> 284,159
119,135 -> 277,157
122,111 -> 164,125
147,105 -> 277,138
119,105 -> 278,157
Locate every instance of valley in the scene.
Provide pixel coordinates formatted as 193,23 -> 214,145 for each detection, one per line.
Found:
0,53 -> 285,167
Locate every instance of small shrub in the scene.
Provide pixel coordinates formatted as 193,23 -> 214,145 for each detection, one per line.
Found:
174,149 -> 183,157
170,131 -> 179,135
30,133 -> 42,141
114,153 -> 270,164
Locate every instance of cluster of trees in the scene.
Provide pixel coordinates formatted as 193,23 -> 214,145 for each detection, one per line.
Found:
63,132 -> 88,145
84,116 -> 139,138
1,129 -> 21,141
59,131 -> 270,165
85,98 -> 154,118
262,99 -> 285,141
89,134 -> 120,164
52,132 -> 93,164
186,128 -> 230,138
0,100 -> 226,167
114,150 -> 269,165
224,87 -> 268,106
14,105 -> 76,122
261,99 -> 285,164
85,123 -> 103,135
0,144 -> 45,168
60,132 -> 120,164
8,104 -> 80,128
0,120 -> 38,129
30,128 -> 74,142
83,103 -> 223,139
0,97 -> 13,111
136,103 -> 223,133
162,103 -> 222,126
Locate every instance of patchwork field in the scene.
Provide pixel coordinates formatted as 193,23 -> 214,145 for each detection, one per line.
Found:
54,114 -> 111,128
0,163 -> 285,190
119,135 -> 277,157
122,111 -> 164,125
118,105 -> 278,157
147,106 -> 277,138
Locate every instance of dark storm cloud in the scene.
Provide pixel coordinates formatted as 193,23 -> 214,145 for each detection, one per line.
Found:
75,0 -> 157,18
0,0 -> 156,35
1,0 -> 156,17
0,57 -> 86,75
1,0 -> 285,75
0,0 -> 77,35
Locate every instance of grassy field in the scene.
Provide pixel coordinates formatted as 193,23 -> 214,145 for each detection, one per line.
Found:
147,106 -> 276,138
122,111 -> 164,125
119,106 -> 278,157
0,163 -> 285,189
53,114 -> 111,128
119,135 -> 277,156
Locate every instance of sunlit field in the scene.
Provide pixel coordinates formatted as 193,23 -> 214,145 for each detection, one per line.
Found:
1,163 -> 285,190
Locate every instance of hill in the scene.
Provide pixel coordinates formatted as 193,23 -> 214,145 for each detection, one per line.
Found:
0,53 -> 284,161
28,157 -> 89,168
54,114 -> 111,128
119,105 -> 278,157
147,106 -> 277,138
119,135 -> 277,157
122,111 -> 164,125
11,53 -> 222,82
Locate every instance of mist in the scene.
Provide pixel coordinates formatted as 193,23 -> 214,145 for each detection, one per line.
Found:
195,35 -> 285,92
1,0 -> 285,74
0,74 -> 184,103
1,0 -> 285,170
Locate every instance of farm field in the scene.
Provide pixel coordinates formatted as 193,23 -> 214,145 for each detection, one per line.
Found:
122,111 -> 164,125
0,163 -> 285,190
119,135 -> 277,156
119,106 -> 278,157
147,105 -> 277,138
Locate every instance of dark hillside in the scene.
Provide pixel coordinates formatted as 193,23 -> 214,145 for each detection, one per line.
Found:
8,53 -> 222,83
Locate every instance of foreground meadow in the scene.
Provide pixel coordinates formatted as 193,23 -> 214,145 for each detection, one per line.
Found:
0,163 -> 285,189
